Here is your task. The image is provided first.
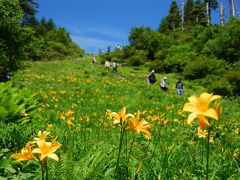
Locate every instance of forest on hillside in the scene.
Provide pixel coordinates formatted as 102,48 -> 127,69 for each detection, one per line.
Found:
0,0 -> 84,81
100,0 -> 240,97
1,0 -> 240,96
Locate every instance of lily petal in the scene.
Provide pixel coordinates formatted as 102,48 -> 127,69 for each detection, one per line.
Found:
187,112 -> 197,125
203,108 -> 219,120
183,102 -> 199,113
47,153 -> 59,161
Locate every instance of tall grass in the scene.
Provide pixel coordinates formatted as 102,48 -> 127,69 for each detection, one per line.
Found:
2,56 -> 239,179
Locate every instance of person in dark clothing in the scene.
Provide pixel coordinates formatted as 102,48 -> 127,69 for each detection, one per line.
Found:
147,70 -> 156,85
176,78 -> 184,96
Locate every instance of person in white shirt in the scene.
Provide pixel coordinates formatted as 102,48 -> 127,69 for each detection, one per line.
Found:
160,76 -> 168,92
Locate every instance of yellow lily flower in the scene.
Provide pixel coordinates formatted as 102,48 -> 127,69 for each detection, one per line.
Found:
11,142 -> 35,162
127,112 -> 152,140
34,131 -> 50,142
107,106 -> 134,125
183,92 -> 221,128
32,140 -> 62,161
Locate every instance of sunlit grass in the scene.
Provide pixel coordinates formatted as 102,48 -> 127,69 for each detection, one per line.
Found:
6,56 -> 240,179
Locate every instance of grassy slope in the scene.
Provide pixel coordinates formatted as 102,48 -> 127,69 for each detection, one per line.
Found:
12,56 -> 240,179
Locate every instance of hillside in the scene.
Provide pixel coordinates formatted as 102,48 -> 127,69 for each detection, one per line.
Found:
1,56 -> 239,179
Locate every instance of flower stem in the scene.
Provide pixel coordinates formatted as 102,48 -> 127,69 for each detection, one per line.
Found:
45,159 -> 48,180
206,128 -> 211,180
201,137 -> 204,166
115,124 -> 125,179
127,134 -> 137,166
40,160 -> 45,180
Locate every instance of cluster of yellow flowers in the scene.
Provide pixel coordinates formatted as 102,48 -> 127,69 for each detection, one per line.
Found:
107,107 -> 152,140
11,131 -> 61,162
60,110 -> 75,127
67,75 -> 77,82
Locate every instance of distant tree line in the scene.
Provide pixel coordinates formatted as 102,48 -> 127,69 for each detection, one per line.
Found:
0,0 -> 84,81
100,0 -> 240,96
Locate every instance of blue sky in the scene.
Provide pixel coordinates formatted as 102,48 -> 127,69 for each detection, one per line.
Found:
35,0 -> 222,54
36,0 -> 173,53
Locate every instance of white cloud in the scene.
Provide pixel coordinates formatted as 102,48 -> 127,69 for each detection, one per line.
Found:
71,34 -> 118,54
68,24 -> 129,54
67,24 -> 128,40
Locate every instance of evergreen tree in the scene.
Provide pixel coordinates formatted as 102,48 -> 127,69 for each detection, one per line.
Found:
185,0 -> 195,23
46,18 -> 56,30
128,26 -> 151,49
19,0 -> 39,26
168,0 -> 181,30
159,17 -> 171,33
192,0 -> 207,25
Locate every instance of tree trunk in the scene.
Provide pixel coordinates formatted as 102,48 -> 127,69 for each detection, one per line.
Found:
182,0 -> 184,31
206,2 -> 210,26
230,0 -> 236,16
220,2 -> 225,27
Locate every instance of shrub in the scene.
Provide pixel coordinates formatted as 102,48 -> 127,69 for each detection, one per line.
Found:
208,79 -> 232,97
99,49 -> 125,64
154,49 -> 169,61
202,17 -> 240,63
126,55 -> 145,66
163,45 -> 197,73
0,0 -> 34,81
148,60 -> 164,73
183,56 -> 222,80
224,71 -> 240,96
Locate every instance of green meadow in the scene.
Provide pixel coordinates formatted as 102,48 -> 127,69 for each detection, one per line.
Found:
1,56 -> 239,179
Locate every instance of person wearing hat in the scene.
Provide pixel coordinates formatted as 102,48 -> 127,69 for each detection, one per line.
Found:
147,70 -> 156,85
160,76 -> 168,92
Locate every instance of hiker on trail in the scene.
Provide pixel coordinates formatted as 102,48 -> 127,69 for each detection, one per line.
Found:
105,61 -> 111,71
175,78 -> 184,96
160,76 -> 168,92
147,70 -> 156,85
92,57 -> 97,66
112,62 -> 117,73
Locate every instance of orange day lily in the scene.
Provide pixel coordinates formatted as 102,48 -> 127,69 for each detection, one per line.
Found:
127,111 -> 152,140
11,142 -> 35,162
183,92 -> 221,128
32,140 -> 62,161
197,127 -> 208,138
66,110 -> 74,116
107,106 -> 134,125
66,119 -> 74,127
